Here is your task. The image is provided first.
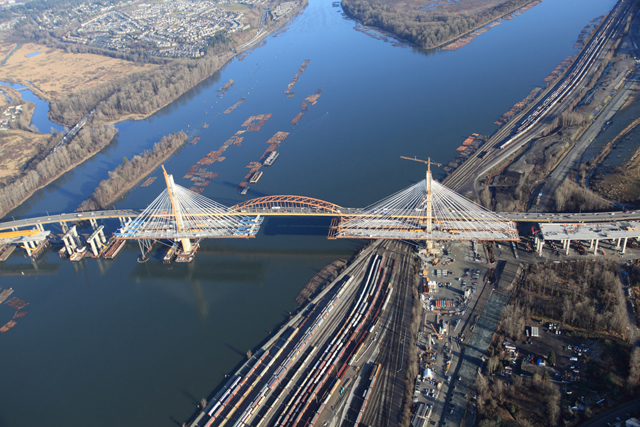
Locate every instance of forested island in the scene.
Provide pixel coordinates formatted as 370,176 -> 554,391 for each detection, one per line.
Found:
341,0 -> 534,49
78,132 -> 188,211
0,122 -> 117,218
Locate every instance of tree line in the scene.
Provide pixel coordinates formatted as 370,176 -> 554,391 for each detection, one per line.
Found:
0,122 -> 117,218
505,260 -> 628,338
341,0 -> 533,49
49,54 -> 225,125
78,131 -> 187,211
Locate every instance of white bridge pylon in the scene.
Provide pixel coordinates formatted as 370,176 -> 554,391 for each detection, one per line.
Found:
115,170 -> 261,242
331,168 -> 519,242
114,165 -> 517,249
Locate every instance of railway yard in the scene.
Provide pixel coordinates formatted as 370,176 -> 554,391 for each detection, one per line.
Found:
185,237 -> 517,427
188,240 -> 418,427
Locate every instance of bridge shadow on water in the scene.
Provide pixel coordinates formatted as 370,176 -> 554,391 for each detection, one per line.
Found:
130,258 -> 267,282
261,216 -> 333,237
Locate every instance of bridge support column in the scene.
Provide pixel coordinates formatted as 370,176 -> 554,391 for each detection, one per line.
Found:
622,237 -> 628,254
86,226 -> 105,257
593,239 -> 599,255
62,226 -> 79,255
35,223 -> 44,232
89,218 -> 98,229
88,237 -> 99,257
589,240 -> 594,250
23,242 -> 32,257
60,221 -> 68,233
566,239 -> 571,256
616,238 -> 621,249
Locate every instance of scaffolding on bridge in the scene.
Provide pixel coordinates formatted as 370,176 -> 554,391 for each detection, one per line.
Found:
115,167 -> 262,261
329,165 -> 518,244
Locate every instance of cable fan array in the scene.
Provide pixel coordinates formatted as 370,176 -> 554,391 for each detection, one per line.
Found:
116,184 -> 259,239
333,179 -> 518,241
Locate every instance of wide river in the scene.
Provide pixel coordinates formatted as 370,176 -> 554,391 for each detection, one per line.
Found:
0,0 -> 615,425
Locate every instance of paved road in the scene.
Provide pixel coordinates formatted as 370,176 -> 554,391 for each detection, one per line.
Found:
534,13 -> 640,211
4,207 -> 640,232
578,397 -> 640,427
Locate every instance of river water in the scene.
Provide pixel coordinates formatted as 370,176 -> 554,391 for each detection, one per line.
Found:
0,0 -> 615,425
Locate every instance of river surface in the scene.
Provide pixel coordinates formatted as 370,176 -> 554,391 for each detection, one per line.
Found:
0,0 -> 616,425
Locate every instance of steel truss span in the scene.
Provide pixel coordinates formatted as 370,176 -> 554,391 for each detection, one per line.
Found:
115,184 -> 262,240
330,179 -> 519,241
231,195 -> 344,216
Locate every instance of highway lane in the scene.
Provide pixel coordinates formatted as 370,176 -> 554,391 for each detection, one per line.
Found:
4,207 -> 640,234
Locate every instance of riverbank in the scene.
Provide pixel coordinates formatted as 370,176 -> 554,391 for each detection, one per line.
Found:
0,123 -> 117,219
78,132 -> 188,211
341,0 -> 538,51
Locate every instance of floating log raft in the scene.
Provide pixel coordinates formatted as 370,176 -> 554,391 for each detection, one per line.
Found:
284,59 -> 310,95
291,112 -> 306,125
224,97 -> 246,114
494,87 -> 542,126
0,320 -> 17,333
0,288 -> 14,304
140,176 -> 157,187
218,79 -> 235,92
6,297 -> 28,310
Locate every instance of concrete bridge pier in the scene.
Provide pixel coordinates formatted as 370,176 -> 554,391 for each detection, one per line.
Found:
22,240 -> 36,257
593,239 -> 599,255
622,237 -> 628,254
35,223 -> 44,232
60,221 -> 69,233
616,238 -> 621,250
589,240 -> 594,250
89,218 -> 98,229
62,226 -> 80,255
564,239 -> 571,255
86,226 -> 106,257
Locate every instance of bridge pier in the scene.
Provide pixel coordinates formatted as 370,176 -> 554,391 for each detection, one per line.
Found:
565,239 -> 571,255
22,240 -> 35,257
60,221 -> 68,233
62,226 -> 80,256
89,218 -> 98,229
615,238 -> 621,250
622,237 -> 628,254
35,223 -> 44,232
86,226 -> 107,257
593,239 -> 599,255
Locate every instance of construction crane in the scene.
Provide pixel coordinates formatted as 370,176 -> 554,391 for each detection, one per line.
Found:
430,323 -> 442,340
400,156 -> 442,170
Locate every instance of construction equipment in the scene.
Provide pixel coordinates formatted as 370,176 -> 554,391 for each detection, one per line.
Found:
430,323 -> 442,340
400,156 -> 442,169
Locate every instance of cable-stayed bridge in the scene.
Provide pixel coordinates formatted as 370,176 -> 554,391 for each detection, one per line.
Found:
2,165 -> 640,261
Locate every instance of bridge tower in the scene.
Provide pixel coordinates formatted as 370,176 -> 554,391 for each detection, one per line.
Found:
425,159 -> 434,251
162,166 -> 193,253
401,156 -> 441,251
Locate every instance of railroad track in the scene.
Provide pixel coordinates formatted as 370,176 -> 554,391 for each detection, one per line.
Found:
442,0 -> 632,194
362,242 -> 414,427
